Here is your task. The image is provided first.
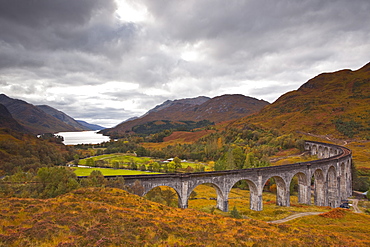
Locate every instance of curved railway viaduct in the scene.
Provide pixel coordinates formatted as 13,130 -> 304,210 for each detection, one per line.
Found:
106,141 -> 352,212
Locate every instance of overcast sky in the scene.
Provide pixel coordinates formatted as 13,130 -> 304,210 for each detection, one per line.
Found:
0,0 -> 369,127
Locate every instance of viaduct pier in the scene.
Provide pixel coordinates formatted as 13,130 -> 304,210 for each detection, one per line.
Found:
104,141 -> 352,212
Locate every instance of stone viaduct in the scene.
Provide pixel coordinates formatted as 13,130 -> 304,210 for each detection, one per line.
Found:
106,141 -> 352,212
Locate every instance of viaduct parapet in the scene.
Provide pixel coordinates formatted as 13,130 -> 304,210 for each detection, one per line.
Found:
103,141 -> 352,212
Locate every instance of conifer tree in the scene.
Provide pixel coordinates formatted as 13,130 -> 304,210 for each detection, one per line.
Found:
230,205 -> 242,219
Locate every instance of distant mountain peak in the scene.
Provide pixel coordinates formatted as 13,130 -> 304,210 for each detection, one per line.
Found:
0,94 -> 95,134
145,96 -> 210,115
102,94 -> 269,137
36,105 -> 90,131
76,120 -> 105,131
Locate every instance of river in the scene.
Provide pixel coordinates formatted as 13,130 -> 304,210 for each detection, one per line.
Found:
56,131 -> 110,145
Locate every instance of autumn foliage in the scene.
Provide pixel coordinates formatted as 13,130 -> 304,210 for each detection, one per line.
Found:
319,208 -> 348,219
0,188 -> 370,246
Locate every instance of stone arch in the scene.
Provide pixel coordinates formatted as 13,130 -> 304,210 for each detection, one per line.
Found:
327,166 -> 338,207
143,184 -> 180,197
329,148 -> 337,157
323,147 -> 329,158
312,169 -> 326,206
229,179 -> 260,211
312,145 -> 318,155
305,142 -> 311,152
318,146 -> 324,158
187,182 -> 227,212
289,172 -> 310,205
263,176 -> 289,207
339,162 -> 347,201
343,159 -> 352,198
348,159 -> 352,194
143,185 -> 182,207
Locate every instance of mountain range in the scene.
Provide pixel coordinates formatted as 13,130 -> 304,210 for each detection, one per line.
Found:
76,120 -> 105,131
36,105 -> 90,131
101,94 -> 269,136
0,94 -> 104,134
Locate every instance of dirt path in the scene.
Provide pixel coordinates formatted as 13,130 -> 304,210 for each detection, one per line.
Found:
267,212 -> 322,224
349,199 -> 362,213
267,200 -> 363,224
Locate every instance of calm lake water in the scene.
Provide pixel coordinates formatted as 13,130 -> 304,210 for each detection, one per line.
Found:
56,131 -> 110,145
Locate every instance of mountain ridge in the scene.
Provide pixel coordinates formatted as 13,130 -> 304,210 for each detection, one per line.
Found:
232,62 -> 370,139
76,120 -> 105,131
0,94 -> 102,135
102,94 -> 269,137
0,94 -> 78,134
0,103 -> 27,133
36,105 -> 89,131
144,96 -> 211,116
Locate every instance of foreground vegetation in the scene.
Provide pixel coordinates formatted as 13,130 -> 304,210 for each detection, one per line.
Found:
0,187 -> 369,247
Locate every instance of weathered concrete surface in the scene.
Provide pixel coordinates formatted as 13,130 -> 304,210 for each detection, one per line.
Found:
104,141 -> 352,212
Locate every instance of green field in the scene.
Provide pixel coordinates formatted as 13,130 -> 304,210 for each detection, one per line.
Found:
79,153 -> 152,166
73,167 -> 162,176
78,153 -> 209,172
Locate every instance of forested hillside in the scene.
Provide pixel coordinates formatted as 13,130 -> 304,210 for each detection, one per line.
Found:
0,129 -> 73,175
102,94 -> 269,138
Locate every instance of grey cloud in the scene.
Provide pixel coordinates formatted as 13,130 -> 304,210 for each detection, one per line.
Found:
67,105 -> 140,127
0,78 -> 9,86
0,0 -> 138,71
9,84 -> 37,94
141,0 -> 370,68
0,0 -> 369,127
104,91 -> 170,116
0,0 -> 114,28
31,96 -> 137,126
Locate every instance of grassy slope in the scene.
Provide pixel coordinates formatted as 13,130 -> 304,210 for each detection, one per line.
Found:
78,154 -> 152,166
0,187 -> 369,246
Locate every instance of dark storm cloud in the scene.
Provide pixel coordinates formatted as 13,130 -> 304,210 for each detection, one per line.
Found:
1,0 -> 369,126
0,0 -> 110,27
0,0 -> 139,72
0,0 -> 105,53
